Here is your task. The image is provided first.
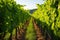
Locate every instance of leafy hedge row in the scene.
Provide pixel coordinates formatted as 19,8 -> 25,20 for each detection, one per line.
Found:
32,0 -> 60,40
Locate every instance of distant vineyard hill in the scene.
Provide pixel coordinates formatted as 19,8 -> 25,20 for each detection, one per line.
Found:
30,9 -> 37,13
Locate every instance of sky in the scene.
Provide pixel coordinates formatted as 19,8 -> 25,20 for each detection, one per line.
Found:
15,0 -> 44,10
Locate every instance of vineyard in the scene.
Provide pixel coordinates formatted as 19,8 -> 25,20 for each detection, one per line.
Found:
0,0 -> 60,40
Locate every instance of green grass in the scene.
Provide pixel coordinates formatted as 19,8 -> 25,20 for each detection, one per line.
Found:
25,18 -> 36,40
